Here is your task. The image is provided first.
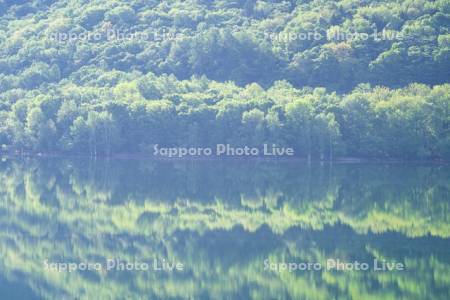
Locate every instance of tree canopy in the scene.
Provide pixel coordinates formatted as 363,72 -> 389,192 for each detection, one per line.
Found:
0,0 -> 448,159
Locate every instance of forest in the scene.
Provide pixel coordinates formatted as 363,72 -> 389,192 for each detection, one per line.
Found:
0,0 -> 449,159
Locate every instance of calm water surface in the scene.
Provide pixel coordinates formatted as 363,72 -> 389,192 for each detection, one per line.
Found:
0,157 -> 449,299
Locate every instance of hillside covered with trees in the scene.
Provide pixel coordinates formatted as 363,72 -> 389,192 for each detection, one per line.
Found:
0,0 -> 449,159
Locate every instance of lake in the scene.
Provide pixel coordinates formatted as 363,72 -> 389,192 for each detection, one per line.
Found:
0,157 -> 449,299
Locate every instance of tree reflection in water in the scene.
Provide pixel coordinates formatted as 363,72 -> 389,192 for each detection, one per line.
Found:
0,158 -> 449,299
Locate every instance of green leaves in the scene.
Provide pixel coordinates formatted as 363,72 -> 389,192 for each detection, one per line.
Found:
0,0 -> 448,159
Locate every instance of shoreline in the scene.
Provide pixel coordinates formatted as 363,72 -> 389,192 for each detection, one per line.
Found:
1,152 -> 448,164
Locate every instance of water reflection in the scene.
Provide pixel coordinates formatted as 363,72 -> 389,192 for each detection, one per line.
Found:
0,158 -> 449,299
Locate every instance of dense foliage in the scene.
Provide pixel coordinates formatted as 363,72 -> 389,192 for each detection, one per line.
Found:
0,0 -> 449,159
